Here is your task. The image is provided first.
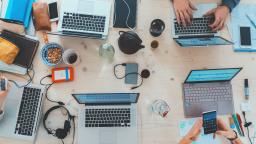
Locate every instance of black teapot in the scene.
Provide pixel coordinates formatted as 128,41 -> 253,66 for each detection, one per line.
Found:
118,31 -> 145,55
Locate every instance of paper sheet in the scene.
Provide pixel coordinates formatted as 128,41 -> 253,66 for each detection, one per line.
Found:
179,119 -> 221,144
229,4 -> 256,52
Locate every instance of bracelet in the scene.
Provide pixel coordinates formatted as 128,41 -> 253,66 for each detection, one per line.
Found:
227,130 -> 238,142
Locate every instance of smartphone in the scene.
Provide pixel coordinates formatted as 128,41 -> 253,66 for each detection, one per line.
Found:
0,78 -> 7,91
125,63 -> 138,85
48,1 -> 59,22
239,26 -> 252,48
202,110 -> 217,134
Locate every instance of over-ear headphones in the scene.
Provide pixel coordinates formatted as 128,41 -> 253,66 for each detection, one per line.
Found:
43,105 -> 72,140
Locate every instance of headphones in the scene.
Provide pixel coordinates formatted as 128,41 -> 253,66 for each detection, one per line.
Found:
43,105 -> 72,140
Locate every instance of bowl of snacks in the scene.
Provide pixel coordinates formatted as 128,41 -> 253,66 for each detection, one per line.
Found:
40,43 -> 63,67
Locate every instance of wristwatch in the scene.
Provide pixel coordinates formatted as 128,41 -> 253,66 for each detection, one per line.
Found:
227,130 -> 238,142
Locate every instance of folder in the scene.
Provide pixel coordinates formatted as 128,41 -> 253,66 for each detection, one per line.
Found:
4,0 -> 35,28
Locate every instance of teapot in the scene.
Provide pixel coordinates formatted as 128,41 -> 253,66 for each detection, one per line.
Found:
118,31 -> 145,55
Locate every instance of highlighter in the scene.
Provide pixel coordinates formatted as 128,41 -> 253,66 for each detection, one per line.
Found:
244,79 -> 249,100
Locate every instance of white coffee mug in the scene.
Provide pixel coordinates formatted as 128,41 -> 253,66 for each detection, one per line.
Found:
62,49 -> 81,66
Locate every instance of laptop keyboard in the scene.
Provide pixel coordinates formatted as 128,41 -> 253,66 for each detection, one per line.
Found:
15,87 -> 41,136
174,17 -> 216,35
62,12 -> 106,33
184,84 -> 232,103
85,108 -> 131,127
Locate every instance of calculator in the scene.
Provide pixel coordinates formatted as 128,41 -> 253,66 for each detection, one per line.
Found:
203,110 -> 217,134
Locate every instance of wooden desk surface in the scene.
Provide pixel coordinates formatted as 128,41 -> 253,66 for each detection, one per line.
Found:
1,0 -> 256,143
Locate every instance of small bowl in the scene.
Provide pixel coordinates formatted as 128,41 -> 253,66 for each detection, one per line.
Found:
40,42 -> 64,67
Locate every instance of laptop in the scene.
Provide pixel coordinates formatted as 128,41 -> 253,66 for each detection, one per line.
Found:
72,93 -> 139,144
183,68 -> 242,117
55,0 -> 111,39
0,83 -> 45,143
171,4 -> 233,47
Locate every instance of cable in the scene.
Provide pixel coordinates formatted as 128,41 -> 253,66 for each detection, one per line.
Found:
61,139 -> 64,144
39,75 -> 64,105
8,64 -> 35,88
72,116 -> 76,144
242,111 -> 253,144
113,63 -> 143,90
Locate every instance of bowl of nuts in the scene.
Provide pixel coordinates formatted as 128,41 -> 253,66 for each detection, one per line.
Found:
40,43 -> 63,67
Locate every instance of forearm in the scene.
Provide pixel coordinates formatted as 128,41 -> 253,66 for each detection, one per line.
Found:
179,136 -> 192,144
231,138 -> 243,144
222,0 -> 240,11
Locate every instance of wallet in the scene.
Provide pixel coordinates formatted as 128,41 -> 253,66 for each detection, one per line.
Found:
32,2 -> 51,31
0,37 -> 20,65
0,19 -> 25,34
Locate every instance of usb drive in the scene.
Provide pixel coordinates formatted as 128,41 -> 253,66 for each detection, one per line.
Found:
244,79 -> 249,100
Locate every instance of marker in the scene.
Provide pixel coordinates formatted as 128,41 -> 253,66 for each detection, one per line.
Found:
236,113 -> 245,136
246,14 -> 256,29
229,116 -> 235,129
244,79 -> 249,100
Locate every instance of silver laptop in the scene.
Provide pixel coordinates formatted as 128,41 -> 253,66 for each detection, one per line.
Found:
183,68 -> 242,117
72,93 -> 139,144
171,4 -> 233,47
56,0 -> 111,39
0,83 -> 45,143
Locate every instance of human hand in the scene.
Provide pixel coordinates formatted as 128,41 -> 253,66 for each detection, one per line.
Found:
204,5 -> 230,31
172,0 -> 197,27
215,118 -> 236,139
186,118 -> 203,141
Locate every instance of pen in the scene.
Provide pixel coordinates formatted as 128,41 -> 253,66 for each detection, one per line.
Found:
236,113 -> 245,136
244,79 -> 249,100
246,14 -> 256,29
229,116 -> 235,129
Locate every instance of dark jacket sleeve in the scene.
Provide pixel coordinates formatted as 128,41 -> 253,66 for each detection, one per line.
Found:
222,0 -> 240,12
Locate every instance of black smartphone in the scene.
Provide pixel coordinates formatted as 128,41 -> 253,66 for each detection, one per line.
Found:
48,1 -> 59,22
125,63 -> 138,85
240,26 -> 252,48
203,110 -> 217,134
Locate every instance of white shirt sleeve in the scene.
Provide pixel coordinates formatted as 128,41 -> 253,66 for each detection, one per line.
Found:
0,110 -> 4,121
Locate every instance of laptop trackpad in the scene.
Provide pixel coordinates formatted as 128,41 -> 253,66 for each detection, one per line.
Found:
201,103 -> 217,113
100,130 -> 117,144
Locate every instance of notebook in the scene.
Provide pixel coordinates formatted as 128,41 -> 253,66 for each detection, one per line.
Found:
113,0 -> 137,29
4,0 -> 35,28
1,30 -> 39,68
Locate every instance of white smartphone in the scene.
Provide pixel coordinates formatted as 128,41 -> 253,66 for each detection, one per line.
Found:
48,0 -> 59,22
239,26 -> 252,48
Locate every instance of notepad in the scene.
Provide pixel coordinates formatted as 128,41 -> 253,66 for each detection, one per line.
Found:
179,119 -> 221,144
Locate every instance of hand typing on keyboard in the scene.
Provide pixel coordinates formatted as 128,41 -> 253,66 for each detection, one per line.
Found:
172,0 -> 197,27
171,0 -> 240,31
203,6 -> 230,31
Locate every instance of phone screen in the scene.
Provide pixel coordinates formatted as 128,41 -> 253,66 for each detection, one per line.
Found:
203,111 -> 217,134
49,2 -> 58,19
240,27 -> 251,46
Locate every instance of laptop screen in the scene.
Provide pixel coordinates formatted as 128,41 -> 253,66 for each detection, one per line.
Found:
185,68 -> 241,83
72,93 -> 139,104
175,36 -> 232,47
